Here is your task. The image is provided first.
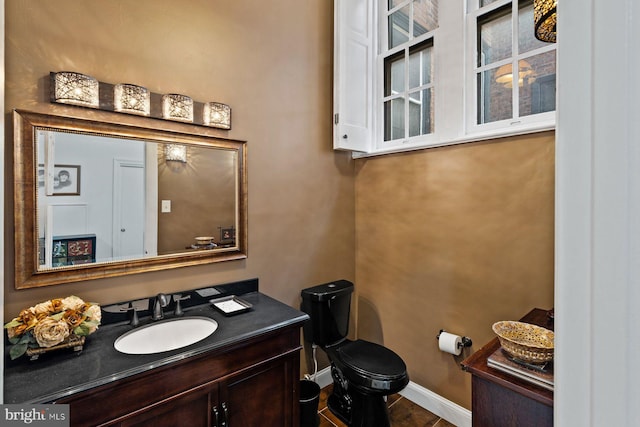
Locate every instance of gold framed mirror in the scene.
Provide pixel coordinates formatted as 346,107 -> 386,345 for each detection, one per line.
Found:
13,109 -> 247,289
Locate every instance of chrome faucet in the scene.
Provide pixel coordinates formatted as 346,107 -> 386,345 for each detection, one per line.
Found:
152,293 -> 169,320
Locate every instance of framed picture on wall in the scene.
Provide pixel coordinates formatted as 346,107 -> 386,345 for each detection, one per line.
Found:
38,164 -> 81,196
219,226 -> 235,244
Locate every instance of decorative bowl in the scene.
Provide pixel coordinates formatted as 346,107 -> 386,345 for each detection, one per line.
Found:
194,236 -> 214,245
492,321 -> 554,364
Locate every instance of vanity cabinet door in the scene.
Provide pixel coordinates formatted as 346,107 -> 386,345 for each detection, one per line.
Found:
220,353 -> 297,427
118,381 -> 219,427
119,353 -> 299,427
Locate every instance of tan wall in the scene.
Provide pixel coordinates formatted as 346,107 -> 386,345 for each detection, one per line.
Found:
355,132 -> 555,409
5,0 -> 555,411
4,0 -> 355,321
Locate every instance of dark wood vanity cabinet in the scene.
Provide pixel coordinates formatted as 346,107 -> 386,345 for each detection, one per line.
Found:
119,357 -> 292,427
56,326 -> 301,427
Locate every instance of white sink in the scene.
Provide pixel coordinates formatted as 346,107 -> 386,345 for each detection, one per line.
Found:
114,316 -> 219,355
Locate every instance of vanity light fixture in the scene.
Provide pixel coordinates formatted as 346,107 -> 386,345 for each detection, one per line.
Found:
114,83 -> 150,116
203,102 -> 232,129
495,60 -> 536,88
50,72 -> 99,108
48,72 -> 232,129
162,94 -> 194,123
534,0 -> 557,43
165,144 -> 188,163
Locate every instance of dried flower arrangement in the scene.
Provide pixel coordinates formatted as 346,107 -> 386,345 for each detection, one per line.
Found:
4,296 -> 101,360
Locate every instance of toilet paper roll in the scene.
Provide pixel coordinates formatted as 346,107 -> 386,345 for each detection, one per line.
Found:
438,331 -> 462,356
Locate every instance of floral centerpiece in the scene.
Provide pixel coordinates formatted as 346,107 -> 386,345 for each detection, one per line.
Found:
4,296 -> 101,360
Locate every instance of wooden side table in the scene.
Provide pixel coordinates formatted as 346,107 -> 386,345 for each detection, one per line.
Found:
461,308 -> 554,427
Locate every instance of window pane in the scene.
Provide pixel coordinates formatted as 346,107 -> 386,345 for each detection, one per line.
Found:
477,68 -> 512,124
519,51 -> 556,116
409,43 -> 432,89
480,0 -> 501,6
413,0 -> 438,37
389,5 -> 410,49
478,8 -> 512,66
384,53 -> 405,96
384,98 -> 406,141
388,0 -> 404,9
409,88 -> 433,137
518,1 -> 546,54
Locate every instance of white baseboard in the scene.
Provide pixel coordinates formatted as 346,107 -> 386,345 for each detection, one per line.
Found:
309,366 -> 333,388
399,382 -> 471,427
310,367 -> 471,427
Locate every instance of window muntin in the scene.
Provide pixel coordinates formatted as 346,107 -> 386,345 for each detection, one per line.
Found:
389,4 -> 411,48
382,0 -> 437,143
388,0 -> 438,50
478,6 -> 512,67
408,42 -> 433,137
384,51 -> 406,141
474,0 -> 556,126
384,39 -> 434,141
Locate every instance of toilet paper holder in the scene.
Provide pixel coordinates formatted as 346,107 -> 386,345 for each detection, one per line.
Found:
436,329 -> 473,349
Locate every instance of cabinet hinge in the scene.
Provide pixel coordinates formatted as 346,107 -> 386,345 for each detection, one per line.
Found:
334,114 -> 339,125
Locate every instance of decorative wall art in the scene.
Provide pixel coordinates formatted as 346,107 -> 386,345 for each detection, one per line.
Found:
39,164 -> 81,196
219,226 -> 236,245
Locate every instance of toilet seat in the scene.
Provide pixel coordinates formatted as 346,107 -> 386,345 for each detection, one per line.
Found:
333,340 -> 409,393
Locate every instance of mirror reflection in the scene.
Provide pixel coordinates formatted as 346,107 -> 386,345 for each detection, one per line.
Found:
14,109 -> 247,289
36,130 -> 238,270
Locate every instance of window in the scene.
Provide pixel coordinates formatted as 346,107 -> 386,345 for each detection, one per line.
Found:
470,0 -> 557,130
333,0 -> 556,155
382,0 -> 437,143
383,40 -> 434,141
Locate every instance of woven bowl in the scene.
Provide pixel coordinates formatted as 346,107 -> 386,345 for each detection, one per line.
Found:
492,321 -> 554,364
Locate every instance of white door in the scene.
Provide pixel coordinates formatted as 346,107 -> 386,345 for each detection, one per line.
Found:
113,159 -> 145,258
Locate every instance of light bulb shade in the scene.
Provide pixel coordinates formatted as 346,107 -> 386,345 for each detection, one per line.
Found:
495,64 -> 514,86
165,144 -> 187,163
534,0 -> 557,43
203,102 -> 232,129
495,60 -> 536,88
162,94 -> 194,122
114,83 -> 150,116
51,72 -> 99,108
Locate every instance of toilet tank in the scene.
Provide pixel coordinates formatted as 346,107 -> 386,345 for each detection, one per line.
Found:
300,280 -> 353,347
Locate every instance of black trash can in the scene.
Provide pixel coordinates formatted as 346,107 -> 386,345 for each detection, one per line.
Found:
299,379 -> 321,427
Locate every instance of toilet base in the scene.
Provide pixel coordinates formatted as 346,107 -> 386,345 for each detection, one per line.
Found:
327,368 -> 392,427
328,388 -> 391,427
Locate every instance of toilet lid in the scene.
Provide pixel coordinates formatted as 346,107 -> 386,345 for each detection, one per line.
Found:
337,339 -> 407,380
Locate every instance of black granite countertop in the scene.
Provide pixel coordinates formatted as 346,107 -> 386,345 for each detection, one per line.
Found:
3,279 -> 308,404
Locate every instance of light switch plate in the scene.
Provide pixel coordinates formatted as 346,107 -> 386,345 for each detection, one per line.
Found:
161,200 -> 171,213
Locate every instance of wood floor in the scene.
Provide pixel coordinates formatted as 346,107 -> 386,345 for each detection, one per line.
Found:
316,384 -> 456,427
